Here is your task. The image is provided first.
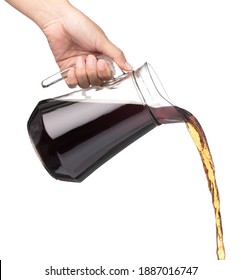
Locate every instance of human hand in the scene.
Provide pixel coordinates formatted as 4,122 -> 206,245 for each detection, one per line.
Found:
41,3 -> 132,88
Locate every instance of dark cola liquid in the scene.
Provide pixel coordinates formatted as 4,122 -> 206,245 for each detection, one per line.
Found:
28,99 -> 225,259
27,99 -> 183,182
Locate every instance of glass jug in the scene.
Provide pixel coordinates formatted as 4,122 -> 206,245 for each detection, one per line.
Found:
27,63 -> 184,182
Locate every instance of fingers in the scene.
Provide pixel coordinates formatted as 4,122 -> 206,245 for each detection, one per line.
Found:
85,55 -> 102,86
66,67 -> 78,88
75,56 -> 90,88
100,41 -> 133,72
66,55 -> 114,89
111,50 -> 133,72
97,59 -> 113,80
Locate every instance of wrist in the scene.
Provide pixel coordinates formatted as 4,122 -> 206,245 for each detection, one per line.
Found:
5,0 -> 71,30
32,0 -> 72,30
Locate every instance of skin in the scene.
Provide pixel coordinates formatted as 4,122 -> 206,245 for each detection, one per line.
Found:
5,0 -> 132,88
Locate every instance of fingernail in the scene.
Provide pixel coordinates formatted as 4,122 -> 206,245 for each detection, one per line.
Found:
67,68 -> 77,88
98,59 -> 106,71
125,61 -> 133,71
76,56 -> 84,68
98,59 -> 116,75
87,54 -> 96,66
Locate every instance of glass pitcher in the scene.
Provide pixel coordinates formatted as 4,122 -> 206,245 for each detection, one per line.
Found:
27,62 -> 183,182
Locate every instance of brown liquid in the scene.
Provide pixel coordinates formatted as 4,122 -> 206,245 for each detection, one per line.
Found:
174,107 -> 225,260
28,100 -> 225,259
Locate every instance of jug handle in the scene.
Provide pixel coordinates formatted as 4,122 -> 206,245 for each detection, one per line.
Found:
41,56 -> 127,88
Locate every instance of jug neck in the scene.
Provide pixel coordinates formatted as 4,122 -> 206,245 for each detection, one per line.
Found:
133,63 -> 184,124
133,63 -> 172,108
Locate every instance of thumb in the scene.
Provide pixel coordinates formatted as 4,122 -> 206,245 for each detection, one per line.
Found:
100,40 -> 133,72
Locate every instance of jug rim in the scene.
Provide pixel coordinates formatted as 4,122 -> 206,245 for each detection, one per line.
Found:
133,62 -> 174,108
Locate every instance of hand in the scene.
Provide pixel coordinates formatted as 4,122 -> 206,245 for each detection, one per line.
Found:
42,4 -> 132,88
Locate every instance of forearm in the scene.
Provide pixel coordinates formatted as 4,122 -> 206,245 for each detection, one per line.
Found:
5,0 -> 71,29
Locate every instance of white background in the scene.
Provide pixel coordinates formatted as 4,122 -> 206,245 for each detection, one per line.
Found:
0,0 -> 240,279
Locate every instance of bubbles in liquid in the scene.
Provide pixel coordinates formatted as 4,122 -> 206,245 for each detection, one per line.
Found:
153,105 -> 225,260
179,108 -> 225,260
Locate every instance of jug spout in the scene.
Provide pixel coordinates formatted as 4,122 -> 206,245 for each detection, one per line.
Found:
148,105 -> 185,125
133,63 -> 184,125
